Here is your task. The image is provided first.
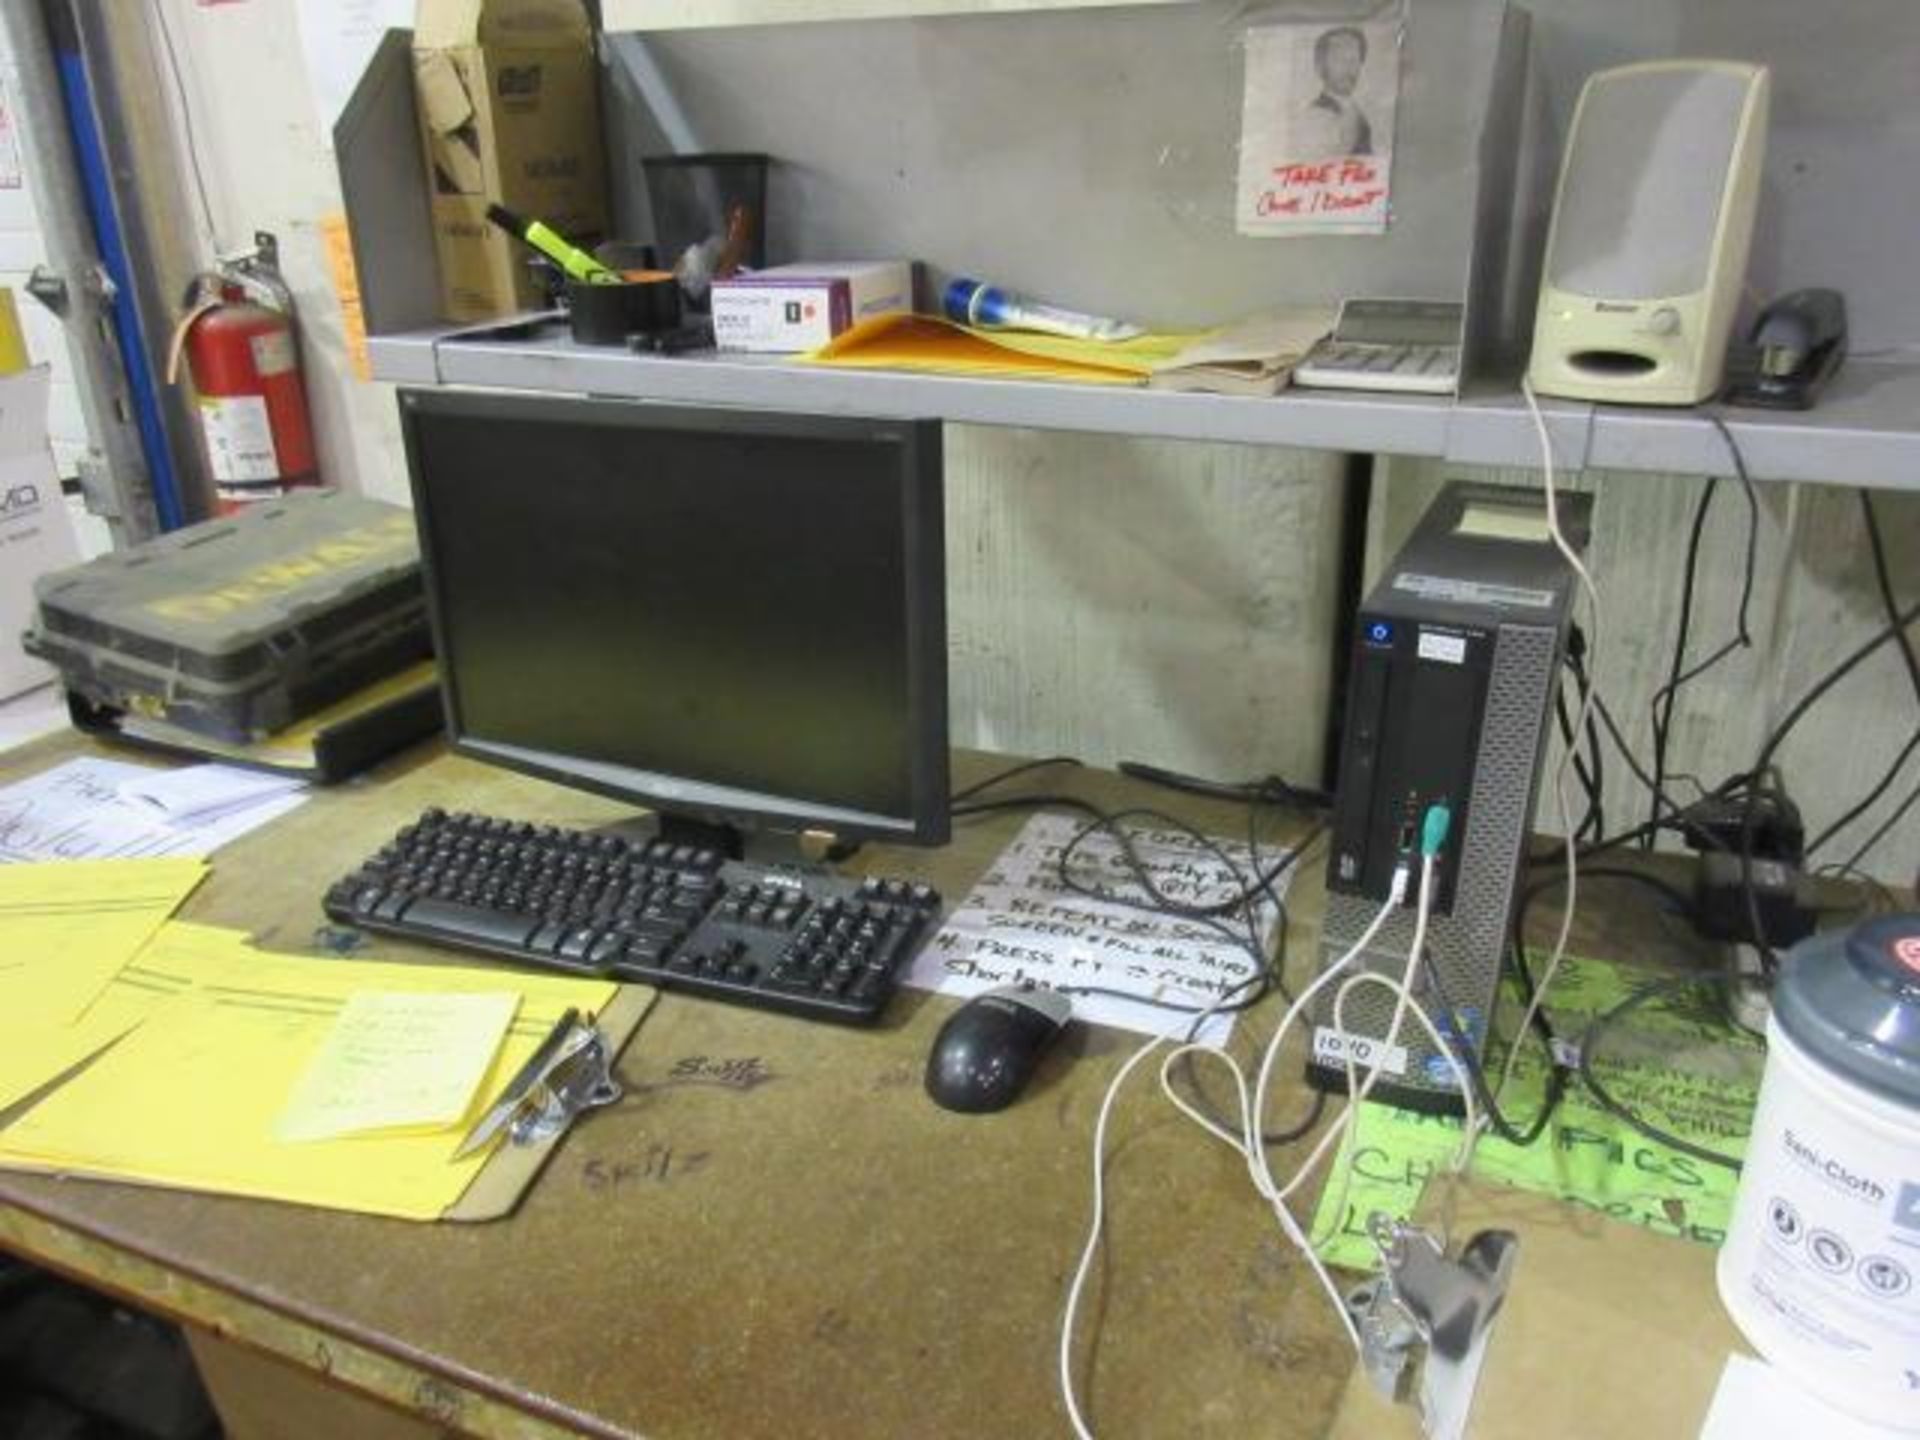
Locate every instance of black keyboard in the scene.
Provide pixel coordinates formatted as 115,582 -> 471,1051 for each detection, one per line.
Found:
322,808 -> 942,1025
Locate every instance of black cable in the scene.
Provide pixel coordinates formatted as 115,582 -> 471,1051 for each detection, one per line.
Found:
1117,759 -> 1332,813
1806,728 -> 1920,856
1578,691 -> 1759,861
949,755 -> 1083,806
1056,807 -> 1320,994
1813,860 -> 1902,916
1860,490 -> 1920,707
1796,493 -> 1920,863
1737,589 -> 1920,958
1159,821 -> 1330,1148
954,783 -> 1329,1145
952,790 -> 1319,1010
1521,862 -> 1696,921
153,0 -> 221,248
1557,643 -> 1606,841
1574,646 -> 1606,842
1647,427 -> 1762,849
1424,960 -> 1568,1148
1556,686 -> 1604,843
1840,776 -> 1920,875
1577,972 -> 1745,1172
1649,477 -> 1719,848
1485,862 -> 1698,1148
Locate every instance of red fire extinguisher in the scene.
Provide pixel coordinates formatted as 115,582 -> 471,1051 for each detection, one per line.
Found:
167,231 -> 320,515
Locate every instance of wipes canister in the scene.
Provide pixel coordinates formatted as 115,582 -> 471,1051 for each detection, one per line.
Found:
1717,914 -> 1920,1431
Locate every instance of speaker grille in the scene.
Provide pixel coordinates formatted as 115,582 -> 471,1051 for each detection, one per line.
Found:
1547,67 -> 1752,301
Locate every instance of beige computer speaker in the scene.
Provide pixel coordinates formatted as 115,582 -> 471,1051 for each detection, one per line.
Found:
1528,60 -> 1770,405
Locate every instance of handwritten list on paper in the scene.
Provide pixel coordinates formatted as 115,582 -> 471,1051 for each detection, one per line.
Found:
274,990 -> 520,1144
902,813 -> 1291,1045
1235,20 -> 1401,236
0,758 -> 307,864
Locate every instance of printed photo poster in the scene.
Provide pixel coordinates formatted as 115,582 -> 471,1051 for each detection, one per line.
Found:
1235,19 -> 1403,236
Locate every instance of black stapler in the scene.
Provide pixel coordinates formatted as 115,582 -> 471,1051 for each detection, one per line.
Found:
1723,288 -> 1847,410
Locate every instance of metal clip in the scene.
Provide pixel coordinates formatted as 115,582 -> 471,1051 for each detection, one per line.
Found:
453,1008 -> 623,1160
1347,1214 -> 1519,1440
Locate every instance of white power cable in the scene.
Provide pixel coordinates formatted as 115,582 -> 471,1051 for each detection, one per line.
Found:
1059,877 -> 1408,1439
1262,854 -> 1436,1211
1495,380 -> 1609,1113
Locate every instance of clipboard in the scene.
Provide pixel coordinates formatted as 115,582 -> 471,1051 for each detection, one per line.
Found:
448,985 -> 653,1222
0,952 -> 658,1224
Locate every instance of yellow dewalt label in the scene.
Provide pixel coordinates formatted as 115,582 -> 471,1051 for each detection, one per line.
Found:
143,515 -> 416,624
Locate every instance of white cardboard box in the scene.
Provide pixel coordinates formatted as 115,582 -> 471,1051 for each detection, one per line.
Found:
0,367 -> 80,700
711,261 -> 913,353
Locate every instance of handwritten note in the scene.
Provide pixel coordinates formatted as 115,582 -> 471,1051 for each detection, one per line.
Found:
902,813 -> 1292,1045
1309,952 -> 1763,1269
1235,20 -> 1401,236
0,757 -> 307,863
274,990 -> 519,1144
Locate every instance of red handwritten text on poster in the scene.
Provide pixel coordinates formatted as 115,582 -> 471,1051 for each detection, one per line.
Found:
1255,158 -> 1386,219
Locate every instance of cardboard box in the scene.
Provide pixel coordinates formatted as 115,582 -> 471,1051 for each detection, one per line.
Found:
0,367 -> 80,700
711,262 -> 914,353
413,0 -> 607,322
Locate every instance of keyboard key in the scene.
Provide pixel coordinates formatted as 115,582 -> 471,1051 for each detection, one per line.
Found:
400,897 -> 538,949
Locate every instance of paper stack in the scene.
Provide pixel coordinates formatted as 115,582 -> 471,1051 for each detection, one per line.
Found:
1147,308 -> 1339,396
0,757 -> 308,864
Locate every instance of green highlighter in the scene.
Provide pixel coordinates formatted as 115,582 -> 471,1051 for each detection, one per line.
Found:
485,204 -> 621,284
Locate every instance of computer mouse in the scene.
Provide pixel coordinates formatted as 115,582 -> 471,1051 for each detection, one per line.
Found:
924,984 -> 1072,1114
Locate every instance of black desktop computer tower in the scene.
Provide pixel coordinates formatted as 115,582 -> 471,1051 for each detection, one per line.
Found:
1308,480 -> 1592,1113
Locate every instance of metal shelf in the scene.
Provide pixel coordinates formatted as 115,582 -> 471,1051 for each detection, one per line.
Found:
370,326 -> 1920,491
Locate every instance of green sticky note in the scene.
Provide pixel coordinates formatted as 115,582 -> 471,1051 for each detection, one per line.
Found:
1308,951 -> 1762,1270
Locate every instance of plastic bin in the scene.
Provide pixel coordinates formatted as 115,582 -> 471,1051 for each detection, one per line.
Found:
23,491 -> 431,744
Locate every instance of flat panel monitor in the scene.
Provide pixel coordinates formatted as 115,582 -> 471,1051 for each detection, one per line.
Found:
399,390 -> 949,848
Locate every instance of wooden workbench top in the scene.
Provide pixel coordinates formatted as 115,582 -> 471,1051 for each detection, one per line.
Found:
0,736 -> 1366,1439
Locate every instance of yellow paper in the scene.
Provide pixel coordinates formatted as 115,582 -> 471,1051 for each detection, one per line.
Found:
0,860 -> 208,1026
82,920 -> 265,1031
0,948 -> 617,1219
0,1016 -> 130,1112
274,989 -> 520,1144
319,212 -> 371,381
804,314 -> 1197,385
0,920 -> 251,1115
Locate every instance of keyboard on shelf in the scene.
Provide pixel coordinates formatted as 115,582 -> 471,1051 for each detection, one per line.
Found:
322,808 -> 942,1024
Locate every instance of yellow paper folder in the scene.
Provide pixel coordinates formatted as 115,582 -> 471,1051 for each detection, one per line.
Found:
0,942 -> 648,1221
805,314 -> 1196,385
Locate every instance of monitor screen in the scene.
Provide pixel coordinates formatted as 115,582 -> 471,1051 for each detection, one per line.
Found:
400,390 -> 949,844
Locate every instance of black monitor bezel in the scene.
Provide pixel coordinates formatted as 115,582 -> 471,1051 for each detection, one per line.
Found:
399,388 -> 950,846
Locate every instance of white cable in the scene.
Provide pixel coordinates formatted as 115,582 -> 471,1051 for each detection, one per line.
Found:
1063,852 -> 1479,1437
1244,864 -> 1410,1205
1266,854 -> 1435,1210
1060,1020 -> 1181,1440
1498,380 -> 1609,1111
1314,968 -> 1480,1243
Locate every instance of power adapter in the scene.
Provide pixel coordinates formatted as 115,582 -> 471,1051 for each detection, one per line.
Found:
1692,850 -> 1818,947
